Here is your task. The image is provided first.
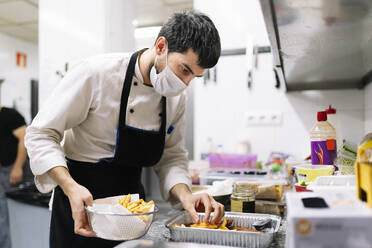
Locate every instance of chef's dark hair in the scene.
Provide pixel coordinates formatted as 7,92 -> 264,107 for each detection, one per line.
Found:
156,11 -> 221,69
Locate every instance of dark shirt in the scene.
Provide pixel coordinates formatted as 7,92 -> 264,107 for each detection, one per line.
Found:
0,107 -> 26,166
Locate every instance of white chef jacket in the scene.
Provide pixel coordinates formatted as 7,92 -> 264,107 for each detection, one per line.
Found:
24,52 -> 191,203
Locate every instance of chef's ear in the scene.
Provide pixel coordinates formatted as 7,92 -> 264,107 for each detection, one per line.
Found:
155,37 -> 167,55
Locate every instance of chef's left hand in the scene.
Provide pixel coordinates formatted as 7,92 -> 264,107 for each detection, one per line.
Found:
181,193 -> 225,224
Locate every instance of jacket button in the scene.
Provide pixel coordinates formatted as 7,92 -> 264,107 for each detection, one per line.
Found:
130,109 -> 134,113
133,82 -> 138,86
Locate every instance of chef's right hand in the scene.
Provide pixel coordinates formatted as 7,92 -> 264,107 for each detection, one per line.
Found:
65,183 -> 96,237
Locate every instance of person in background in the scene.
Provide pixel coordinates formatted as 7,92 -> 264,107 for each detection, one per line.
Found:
0,105 -> 28,248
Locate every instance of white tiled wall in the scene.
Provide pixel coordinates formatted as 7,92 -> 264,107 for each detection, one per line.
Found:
365,83 -> 372,134
193,0 -> 366,161
0,32 -> 38,123
193,53 -> 365,161
38,0 -> 105,107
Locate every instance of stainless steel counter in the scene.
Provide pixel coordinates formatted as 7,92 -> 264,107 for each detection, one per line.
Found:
116,201 -> 286,248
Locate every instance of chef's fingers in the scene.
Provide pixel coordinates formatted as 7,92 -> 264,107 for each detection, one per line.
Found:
83,193 -> 93,207
210,198 -> 225,224
70,189 -> 95,237
209,197 -> 219,224
185,204 -> 200,224
75,223 -> 96,237
75,226 -> 96,237
74,206 -> 96,237
220,202 -> 225,221
201,194 -> 213,223
215,197 -> 225,223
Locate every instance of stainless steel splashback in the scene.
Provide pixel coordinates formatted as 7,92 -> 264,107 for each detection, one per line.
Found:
260,0 -> 372,91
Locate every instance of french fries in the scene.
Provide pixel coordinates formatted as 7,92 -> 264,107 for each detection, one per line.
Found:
117,194 -> 131,208
172,224 -> 186,227
173,219 -> 228,230
172,219 -> 263,233
188,219 -> 228,230
116,195 -> 154,222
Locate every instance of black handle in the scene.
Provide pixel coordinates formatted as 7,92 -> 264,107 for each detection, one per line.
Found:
273,68 -> 280,89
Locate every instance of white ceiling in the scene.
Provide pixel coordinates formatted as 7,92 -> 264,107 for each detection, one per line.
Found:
0,0 -> 192,44
135,0 -> 193,27
0,0 -> 38,43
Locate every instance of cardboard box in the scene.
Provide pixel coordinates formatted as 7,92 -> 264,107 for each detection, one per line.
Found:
286,191 -> 372,248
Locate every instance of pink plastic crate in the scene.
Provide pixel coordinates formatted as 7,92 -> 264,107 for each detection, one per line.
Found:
208,153 -> 257,169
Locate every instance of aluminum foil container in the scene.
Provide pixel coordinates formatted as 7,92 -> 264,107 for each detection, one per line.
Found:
165,212 -> 281,248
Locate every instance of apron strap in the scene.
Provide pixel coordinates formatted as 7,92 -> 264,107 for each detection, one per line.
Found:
118,50 -> 142,128
118,49 -> 167,134
160,96 -> 166,134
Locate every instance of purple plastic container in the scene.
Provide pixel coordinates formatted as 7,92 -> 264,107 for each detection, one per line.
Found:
208,153 -> 257,169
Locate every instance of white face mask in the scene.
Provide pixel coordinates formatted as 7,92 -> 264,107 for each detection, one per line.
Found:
150,46 -> 187,97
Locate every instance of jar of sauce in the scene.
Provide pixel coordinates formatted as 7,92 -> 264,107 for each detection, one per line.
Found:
230,182 -> 255,213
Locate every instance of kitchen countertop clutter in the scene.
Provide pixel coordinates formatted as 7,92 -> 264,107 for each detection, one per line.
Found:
8,134 -> 368,247
105,141 -> 372,247
115,204 -> 287,248
105,132 -> 372,247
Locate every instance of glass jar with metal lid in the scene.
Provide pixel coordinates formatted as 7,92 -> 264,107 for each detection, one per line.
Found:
230,181 -> 255,213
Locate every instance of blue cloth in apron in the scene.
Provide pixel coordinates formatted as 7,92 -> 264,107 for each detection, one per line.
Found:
50,50 -> 166,248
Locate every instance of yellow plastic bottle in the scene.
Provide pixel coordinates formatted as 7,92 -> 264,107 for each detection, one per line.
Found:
355,133 -> 372,208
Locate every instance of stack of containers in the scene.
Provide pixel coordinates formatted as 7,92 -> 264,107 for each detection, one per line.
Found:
208,153 -> 258,169
198,154 -> 259,185
323,105 -> 357,174
336,141 -> 357,175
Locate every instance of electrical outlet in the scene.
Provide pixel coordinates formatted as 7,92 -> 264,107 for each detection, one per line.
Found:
245,111 -> 282,126
244,111 -> 260,126
269,111 -> 283,125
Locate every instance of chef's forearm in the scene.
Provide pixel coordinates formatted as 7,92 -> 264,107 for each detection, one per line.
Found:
48,166 -> 78,195
13,137 -> 27,170
170,183 -> 192,203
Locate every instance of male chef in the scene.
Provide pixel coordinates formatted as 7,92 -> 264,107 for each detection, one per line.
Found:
25,11 -> 223,247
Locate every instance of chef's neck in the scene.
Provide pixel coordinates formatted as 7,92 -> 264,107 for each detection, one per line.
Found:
138,48 -> 156,86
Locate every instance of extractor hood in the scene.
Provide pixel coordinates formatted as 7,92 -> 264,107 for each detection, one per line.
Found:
260,0 -> 372,91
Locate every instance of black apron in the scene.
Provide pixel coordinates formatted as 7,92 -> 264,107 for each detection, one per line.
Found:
50,50 -> 167,248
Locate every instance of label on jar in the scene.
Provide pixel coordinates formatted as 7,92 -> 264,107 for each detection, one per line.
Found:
311,140 -> 336,165
231,199 -> 255,213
